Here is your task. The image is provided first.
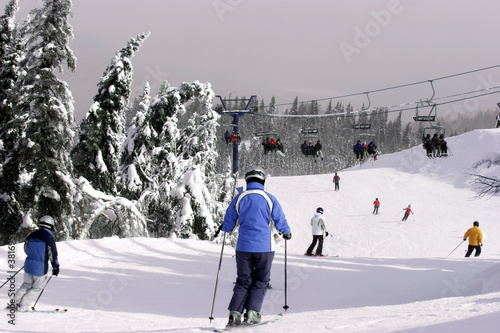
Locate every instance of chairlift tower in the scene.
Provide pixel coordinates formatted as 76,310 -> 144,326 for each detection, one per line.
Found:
215,95 -> 257,175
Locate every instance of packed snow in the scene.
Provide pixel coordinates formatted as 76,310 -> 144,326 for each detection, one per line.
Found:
2,128 -> 500,332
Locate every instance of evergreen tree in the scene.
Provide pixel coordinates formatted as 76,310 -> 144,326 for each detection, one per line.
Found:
119,82 -> 153,200
71,32 -> 150,195
0,0 -> 23,245
175,81 -> 221,239
144,81 -> 183,237
0,0 -> 21,151
9,0 -> 77,239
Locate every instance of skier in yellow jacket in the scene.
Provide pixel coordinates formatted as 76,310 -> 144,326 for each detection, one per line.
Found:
463,221 -> 483,257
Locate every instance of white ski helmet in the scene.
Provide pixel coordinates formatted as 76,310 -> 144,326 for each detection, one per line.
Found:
39,216 -> 55,230
244,165 -> 266,182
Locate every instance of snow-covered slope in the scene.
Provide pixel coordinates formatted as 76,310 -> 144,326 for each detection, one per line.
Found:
2,129 -> 500,332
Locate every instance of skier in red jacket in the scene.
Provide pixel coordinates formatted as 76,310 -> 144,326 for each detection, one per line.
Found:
373,198 -> 380,214
332,172 -> 340,191
402,205 -> 413,221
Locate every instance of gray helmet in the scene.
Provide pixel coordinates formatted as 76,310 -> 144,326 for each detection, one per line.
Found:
39,216 -> 55,230
244,165 -> 266,182
317,207 -> 324,213
473,221 -> 479,227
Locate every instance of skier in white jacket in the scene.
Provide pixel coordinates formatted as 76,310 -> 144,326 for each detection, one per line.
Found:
305,207 -> 328,257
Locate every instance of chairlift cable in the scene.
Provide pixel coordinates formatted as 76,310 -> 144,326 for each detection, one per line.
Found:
257,86 -> 500,119
262,64 -> 500,110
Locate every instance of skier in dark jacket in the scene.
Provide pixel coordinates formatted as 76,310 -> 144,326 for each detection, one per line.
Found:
222,165 -> 291,327
353,141 -> 363,160
431,133 -> 440,157
333,172 -> 340,191
367,141 -> 378,160
14,216 -> 59,311
300,140 -> 308,156
423,134 -> 432,157
315,140 -> 324,160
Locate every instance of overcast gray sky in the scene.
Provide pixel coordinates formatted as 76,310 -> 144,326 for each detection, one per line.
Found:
8,0 -> 500,123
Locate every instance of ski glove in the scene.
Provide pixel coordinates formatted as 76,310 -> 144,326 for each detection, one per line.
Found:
52,268 -> 59,276
283,232 -> 292,240
325,231 -> 329,237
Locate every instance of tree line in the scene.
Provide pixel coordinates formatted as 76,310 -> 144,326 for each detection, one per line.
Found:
214,96 -> 426,177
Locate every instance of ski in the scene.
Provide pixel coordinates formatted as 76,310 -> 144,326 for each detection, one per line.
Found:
304,253 -> 331,257
213,313 -> 283,332
304,253 -> 339,258
5,305 -> 68,313
33,308 -> 68,313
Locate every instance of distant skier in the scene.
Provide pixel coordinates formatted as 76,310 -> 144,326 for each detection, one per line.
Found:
373,198 -> 380,214
423,134 -> 432,157
402,205 -> 413,221
431,133 -> 440,157
305,207 -> 328,257
463,221 -> 483,257
367,141 -> 378,160
333,172 -> 340,191
300,140 -> 308,156
353,140 -> 363,160
315,140 -> 324,161
438,134 -> 448,156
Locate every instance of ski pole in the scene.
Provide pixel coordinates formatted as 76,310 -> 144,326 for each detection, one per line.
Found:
0,266 -> 24,289
283,238 -> 289,311
209,232 -> 226,323
447,240 -> 465,257
33,274 -> 53,308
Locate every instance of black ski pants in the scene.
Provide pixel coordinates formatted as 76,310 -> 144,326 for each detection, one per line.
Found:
306,235 -> 324,256
229,251 -> 274,313
465,245 -> 481,257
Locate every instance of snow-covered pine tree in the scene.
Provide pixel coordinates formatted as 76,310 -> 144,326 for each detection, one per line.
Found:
174,81 -> 223,239
9,0 -> 77,240
119,82 -> 154,200
71,32 -> 150,196
143,81 -> 184,237
0,0 -> 20,149
0,0 -> 23,245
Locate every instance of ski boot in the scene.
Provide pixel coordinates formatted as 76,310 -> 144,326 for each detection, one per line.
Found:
227,310 -> 242,327
244,309 -> 261,325
17,304 -> 35,312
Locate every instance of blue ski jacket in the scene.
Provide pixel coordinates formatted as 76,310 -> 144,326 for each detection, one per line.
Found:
24,228 -> 59,277
222,182 -> 291,253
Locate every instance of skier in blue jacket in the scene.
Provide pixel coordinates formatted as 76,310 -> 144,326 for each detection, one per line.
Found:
222,165 -> 291,327
14,216 -> 59,311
